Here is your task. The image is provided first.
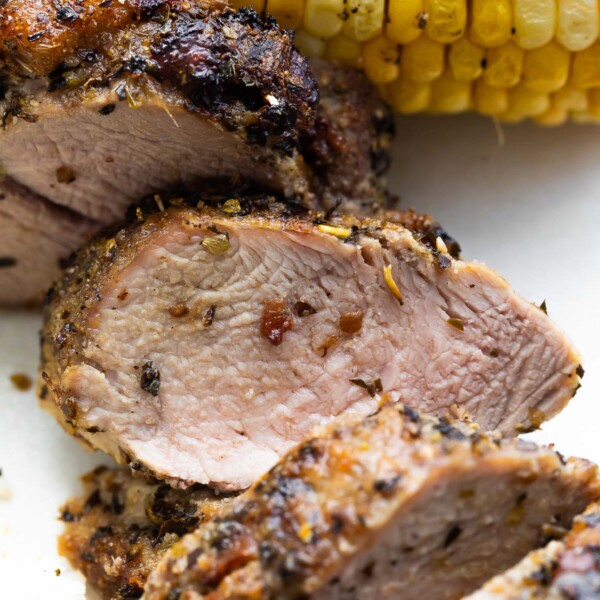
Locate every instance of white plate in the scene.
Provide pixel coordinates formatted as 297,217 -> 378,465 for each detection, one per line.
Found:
1,114 -> 599,598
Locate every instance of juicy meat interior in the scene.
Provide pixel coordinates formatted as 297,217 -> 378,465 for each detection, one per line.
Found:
466,501 -> 600,600
143,403 -> 600,600
41,195 -> 582,491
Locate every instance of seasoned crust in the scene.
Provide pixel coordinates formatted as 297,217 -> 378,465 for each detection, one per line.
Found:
59,466 -> 234,600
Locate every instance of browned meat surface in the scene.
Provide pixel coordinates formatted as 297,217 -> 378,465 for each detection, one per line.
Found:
0,0 -> 392,307
59,466 -> 235,600
466,501 -> 600,600
142,403 -> 600,600
40,194 -> 581,491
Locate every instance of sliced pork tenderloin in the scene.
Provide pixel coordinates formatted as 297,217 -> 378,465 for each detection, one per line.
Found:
143,403 -> 600,600
0,178 -> 98,305
40,195 -> 581,491
59,466 -> 234,600
466,500 -> 600,600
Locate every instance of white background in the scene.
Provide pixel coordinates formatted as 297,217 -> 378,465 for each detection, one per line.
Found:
0,114 -> 599,597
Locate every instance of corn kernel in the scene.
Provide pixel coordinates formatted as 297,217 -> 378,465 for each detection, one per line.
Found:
325,33 -> 363,67
449,38 -> 486,81
522,41 -> 570,93
483,42 -> 525,88
557,0 -> 599,52
386,0 -> 424,45
534,105 -> 569,125
499,109 -> 527,123
362,35 -> 401,84
572,41 -> 600,88
470,0 -> 513,47
343,0 -> 385,42
294,30 -> 327,57
402,35 -> 445,83
429,70 -> 472,113
553,85 -> 589,111
587,87 -> 600,115
266,0 -> 305,29
424,0 -> 468,44
513,0 -> 556,50
509,84 -> 551,116
474,80 -> 509,115
303,0 -> 345,38
388,77 -> 432,113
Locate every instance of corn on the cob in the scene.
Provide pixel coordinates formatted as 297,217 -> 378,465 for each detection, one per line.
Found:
239,0 -> 600,124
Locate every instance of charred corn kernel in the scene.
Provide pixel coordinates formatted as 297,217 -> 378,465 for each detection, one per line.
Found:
483,42 -> 525,88
388,77 -> 432,113
513,0 -> 556,49
470,0 -> 513,47
522,41 -> 570,92
343,0 -> 385,42
429,71 -> 472,113
474,80 -> 509,114
449,38 -> 486,81
266,0 -> 304,29
325,33 -> 363,66
294,30 -> 327,57
554,85 -> 589,110
572,41 -> 600,87
303,0 -> 344,38
424,0 -> 467,43
557,0 -> 599,51
534,105 -> 569,124
363,35 -> 401,83
402,35 -> 445,83
386,0 -> 424,44
509,84 -> 551,116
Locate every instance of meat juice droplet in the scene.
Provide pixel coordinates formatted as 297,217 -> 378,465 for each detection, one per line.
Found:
261,299 -> 293,346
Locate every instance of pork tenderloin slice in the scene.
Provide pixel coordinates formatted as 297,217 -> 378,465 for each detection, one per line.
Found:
0,178 -> 98,305
59,466 -> 234,600
143,403 -> 600,600
40,197 -> 582,491
465,501 -> 600,600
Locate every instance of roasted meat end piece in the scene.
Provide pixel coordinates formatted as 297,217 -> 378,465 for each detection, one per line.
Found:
59,466 -> 234,600
40,195 -> 582,491
143,403 -> 600,600
466,501 -> 600,600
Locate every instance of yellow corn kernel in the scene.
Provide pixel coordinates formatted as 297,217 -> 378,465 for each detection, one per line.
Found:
449,38 -> 486,81
556,0 -> 599,52
499,109 -> 527,122
572,41 -> 600,88
522,41 -> 570,93
386,0 -> 424,45
362,35 -> 401,84
470,0 -> 513,47
534,105 -> 569,125
429,70 -> 472,113
572,110 -> 600,123
509,84 -> 550,116
483,42 -> 525,88
230,0 -> 265,9
474,80 -> 509,114
513,0 -> 556,49
325,33 -> 363,67
303,0 -> 345,38
424,0 -> 468,44
587,88 -> 600,115
553,85 -> 588,111
343,0 -> 385,42
402,35 -> 445,83
388,77 -> 432,113
265,0 -> 304,29
294,30 -> 327,57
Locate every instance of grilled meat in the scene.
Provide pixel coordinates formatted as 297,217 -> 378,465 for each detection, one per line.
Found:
0,0 -> 392,306
59,466 -> 234,600
41,195 -> 581,491
142,403 -> 600,600
466,501 -> 600,600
